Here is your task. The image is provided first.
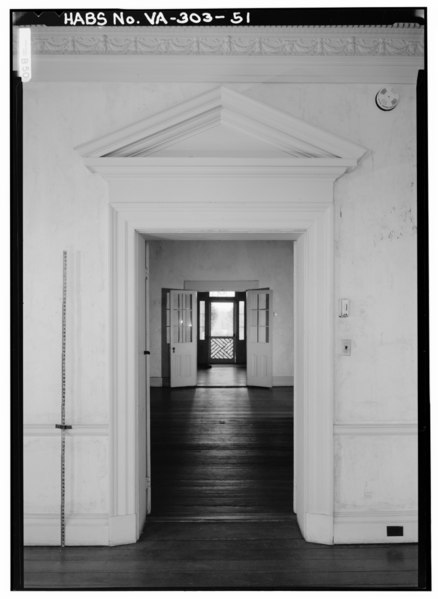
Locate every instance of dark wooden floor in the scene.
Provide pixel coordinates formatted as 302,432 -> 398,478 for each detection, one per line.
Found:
23,385 -> 419,589
197,364 -> 247,387
24,520 -> 419,589
151,386 -> 293,519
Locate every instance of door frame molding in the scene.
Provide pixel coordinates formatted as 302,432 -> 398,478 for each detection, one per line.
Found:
102,173 -> 353,546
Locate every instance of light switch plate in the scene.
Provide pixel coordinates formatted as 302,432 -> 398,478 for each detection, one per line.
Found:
339,298 -> 350,318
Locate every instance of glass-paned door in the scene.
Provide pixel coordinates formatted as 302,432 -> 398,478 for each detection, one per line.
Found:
169,289 -> 197,387
210,300 -> 235,363
246,289 -> 273,387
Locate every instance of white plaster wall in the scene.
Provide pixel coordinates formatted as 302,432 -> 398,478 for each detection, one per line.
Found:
334,434 -> 417,512
24,435 -> 109,514
148,240 -> 294,380
23,80 -> 418,538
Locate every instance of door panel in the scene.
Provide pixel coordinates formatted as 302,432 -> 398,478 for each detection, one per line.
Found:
197,292 -> 247,368
170,290 -> 197,387
136,235 -> 148,533
246,289 -> 273,388
197,292 -> 209,367
235,292 -> 247,365
209,299 -> 236,364
145,243 -> 151,515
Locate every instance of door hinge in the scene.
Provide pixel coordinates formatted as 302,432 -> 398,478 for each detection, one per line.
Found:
146,477 -> 151,489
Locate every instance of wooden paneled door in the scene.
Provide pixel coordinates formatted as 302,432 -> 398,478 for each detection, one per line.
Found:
246,289 -> 273,388
197,292 -> 246,368
209,298 -> 236,364
169,290 -> 198,387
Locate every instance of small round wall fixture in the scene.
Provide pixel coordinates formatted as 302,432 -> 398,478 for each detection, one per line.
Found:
375,87 -> 400,111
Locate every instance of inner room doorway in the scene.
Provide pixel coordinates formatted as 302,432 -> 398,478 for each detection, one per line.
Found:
152,260 -> 292,521
197,290 -> 247,387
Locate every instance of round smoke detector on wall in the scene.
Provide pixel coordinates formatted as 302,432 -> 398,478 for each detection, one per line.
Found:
375,87 -> 400,111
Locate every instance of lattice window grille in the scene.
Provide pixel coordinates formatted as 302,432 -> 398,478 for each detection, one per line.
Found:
210,337 -> 234,360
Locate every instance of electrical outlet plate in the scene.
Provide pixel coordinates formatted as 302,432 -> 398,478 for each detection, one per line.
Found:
387,526 -> 404,537
341,339 -> 351,355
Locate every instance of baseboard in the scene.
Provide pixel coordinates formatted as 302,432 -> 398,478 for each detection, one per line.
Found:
24,513 -> 109,546
301,512 -> 334,545
108,514 -> 137,546
24,512 -> 140,546
273,376 -> 294,386
334,510 -> 418,543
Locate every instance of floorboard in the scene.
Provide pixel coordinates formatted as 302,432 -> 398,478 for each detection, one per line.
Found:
24,520 -> 419,589
197,364 -> 247,387
150,386 -> 293,519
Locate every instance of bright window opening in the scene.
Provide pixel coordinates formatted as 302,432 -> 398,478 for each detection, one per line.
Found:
239,300 -> 245,340
210,302 -> 234,336
199,300 -> 206,340
209,291 -> 236,297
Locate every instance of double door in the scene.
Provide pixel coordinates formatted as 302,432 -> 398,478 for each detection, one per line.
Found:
168,288 -> 273,388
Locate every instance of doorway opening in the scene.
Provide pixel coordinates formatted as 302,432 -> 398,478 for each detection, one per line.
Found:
164,286 -> 275,389
197,290 -> 247,387
160,265 -> 280,391
150,244 -> 293,521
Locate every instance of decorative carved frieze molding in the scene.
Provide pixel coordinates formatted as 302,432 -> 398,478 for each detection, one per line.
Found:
22,25 -> 424,57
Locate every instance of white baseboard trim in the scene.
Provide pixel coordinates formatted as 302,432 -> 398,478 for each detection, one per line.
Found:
24,513 -> 109,546
108,514 -> 137,546
334,510 -> 418,543
300,513 -> 334,545
24,513 -> 140,546
273,376 -> 294,386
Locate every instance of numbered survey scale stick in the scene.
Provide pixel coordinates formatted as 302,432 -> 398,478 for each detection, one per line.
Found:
55,251 -> 72,547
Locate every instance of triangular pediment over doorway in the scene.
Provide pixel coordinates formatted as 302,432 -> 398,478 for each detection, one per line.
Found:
76,87 -> 366,165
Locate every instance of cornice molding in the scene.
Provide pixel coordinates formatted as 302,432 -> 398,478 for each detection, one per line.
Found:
84,159 -> 352,180
24,25 -> 424,57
